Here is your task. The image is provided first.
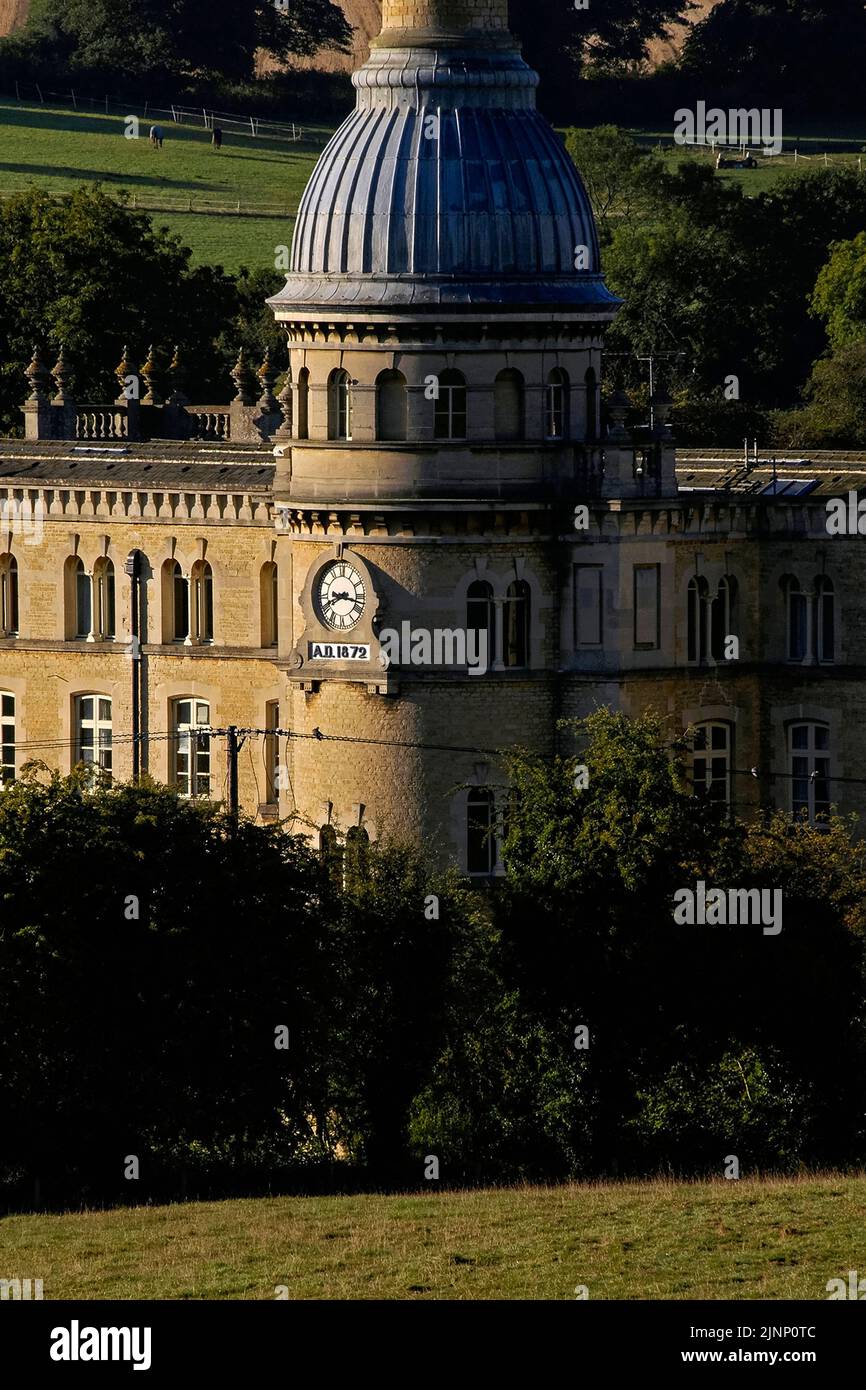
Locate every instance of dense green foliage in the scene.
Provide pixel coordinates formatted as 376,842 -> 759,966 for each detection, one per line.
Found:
0,186 -> 284,434
2,711 -> 866,1207
563,129 -> 866,444
4,0 -> 351,86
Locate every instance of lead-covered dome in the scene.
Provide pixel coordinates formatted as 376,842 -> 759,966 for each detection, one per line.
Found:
270,3 -> 617,314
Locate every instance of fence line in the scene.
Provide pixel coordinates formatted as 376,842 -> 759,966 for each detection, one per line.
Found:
0,185 -> 299,219
4,83 -> 331,145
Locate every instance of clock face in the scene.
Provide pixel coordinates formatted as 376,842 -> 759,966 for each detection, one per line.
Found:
317,560 -> 367,631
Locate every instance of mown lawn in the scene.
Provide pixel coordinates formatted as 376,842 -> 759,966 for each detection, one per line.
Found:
0,99 -> 336,270
2,1174 -> 865,1300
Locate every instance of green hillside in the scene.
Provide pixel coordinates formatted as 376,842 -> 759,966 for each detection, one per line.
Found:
0,98 -> 335,271
3,1173 -> 865,1300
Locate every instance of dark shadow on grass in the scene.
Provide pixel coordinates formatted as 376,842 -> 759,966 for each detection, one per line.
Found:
0,162 -> 225,191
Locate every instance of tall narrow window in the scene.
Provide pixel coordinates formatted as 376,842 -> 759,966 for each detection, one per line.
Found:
574,565 -> 603,647
467,580 -> 495,665
260,562 -> 278,647
376,369 -> 407,441
434,369 -> 467,440
191,561 -> 213,643
634,564 -> 660,649
785,577 -> 806,661
467,787 -> 496,876
545,368 -> 569,440
494,368 -> 524,442
93,558 -> 115,640
691,722 -> 732,810
296,367 -> 309,440
0,692 -> 15,786
173,698 -> 211,798
504,579 -> 530,668
74,695 -> 112,780
265,699 -> 280,804
710,576 -> 734,661
345,825 -> 370,886
790,723 -> 830,824
328,369 -> 352,441
0,555 -> 18,636
165,560 -> 189,643
319,824 -> 343,886
75,558 -> 92,638
816,576 -> 835,664
585,367 -> 598,441
687,576 -> 708,663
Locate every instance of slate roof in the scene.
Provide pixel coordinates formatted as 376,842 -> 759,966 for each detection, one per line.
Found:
0,440 -> 275,491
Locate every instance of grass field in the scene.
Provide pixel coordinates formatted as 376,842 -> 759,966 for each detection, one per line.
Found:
2,1173 -> 865,1300
2,98 -> 866,273
0,99 -> 334,271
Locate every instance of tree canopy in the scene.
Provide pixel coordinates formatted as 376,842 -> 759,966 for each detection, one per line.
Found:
12,0 -> 352,84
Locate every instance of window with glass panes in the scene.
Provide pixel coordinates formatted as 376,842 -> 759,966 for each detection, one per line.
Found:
691,722 -> 731,807
434,371 -> 467,439
265,700 -> 280,803
75,695 -> 112,776
0,692 -> 14,785
173,698 -> 211,798
790,723 -> 830,823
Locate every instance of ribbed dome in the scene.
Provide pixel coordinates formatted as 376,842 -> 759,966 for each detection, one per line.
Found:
271,28 -> 617,313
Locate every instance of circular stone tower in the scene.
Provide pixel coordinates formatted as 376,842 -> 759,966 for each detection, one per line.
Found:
269,0 -> 620,868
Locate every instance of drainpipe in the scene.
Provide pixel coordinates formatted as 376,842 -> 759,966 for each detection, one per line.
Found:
124,550 -> 143,780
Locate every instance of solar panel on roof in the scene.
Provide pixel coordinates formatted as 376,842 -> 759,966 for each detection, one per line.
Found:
760,478 -> 819,497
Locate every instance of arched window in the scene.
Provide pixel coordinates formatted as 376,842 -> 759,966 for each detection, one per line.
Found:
296,367 -> 309,440
710,575 -> 735,661
172,698 -> 211,798
585,367 -> 598,442
494,368 -> 524,442
790,722 -> 830,823
93,557 -> 115,640
265,700 -> 280,804
687,576 -> 708,664
816,576 -> 835,664
467,580 -> 495,664
260,562 -> 278,647
74,694 -> 112,780
376,369 -> 407,441
0,554 -> 18,636
504,579 -> 530,668
690,722 -> 732,810
434,369 -> 467,440
190,561 -> 213,643
319,823 -> 343,885
784,577 -> 806,661
345,825 -> 369,886
0,692 -> 15,786
467,787 -> 496,876
63,556 -> 93,640
162,560 -> 189,643
328,368 -> 352,441
545,368 -> 569,440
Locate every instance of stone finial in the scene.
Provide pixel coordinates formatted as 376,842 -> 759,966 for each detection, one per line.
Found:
50,344 -> 72,403
114,344 -> 136,397
256,348 -> 278,412
650,388 -> 674,433
273,368 -> 293,441
24,345 -> 51,401
168,344 -> 189,405
607,389 -> 632,438
230,348 -> 257,405
140,344 -> 162,405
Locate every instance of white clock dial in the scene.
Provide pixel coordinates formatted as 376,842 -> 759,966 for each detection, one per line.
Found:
317,560 -> 367,631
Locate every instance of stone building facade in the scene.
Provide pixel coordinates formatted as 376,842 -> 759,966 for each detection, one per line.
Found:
1,0 -> 864,869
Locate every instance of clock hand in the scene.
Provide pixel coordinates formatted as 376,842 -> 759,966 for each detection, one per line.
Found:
329,588 -> 353,602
